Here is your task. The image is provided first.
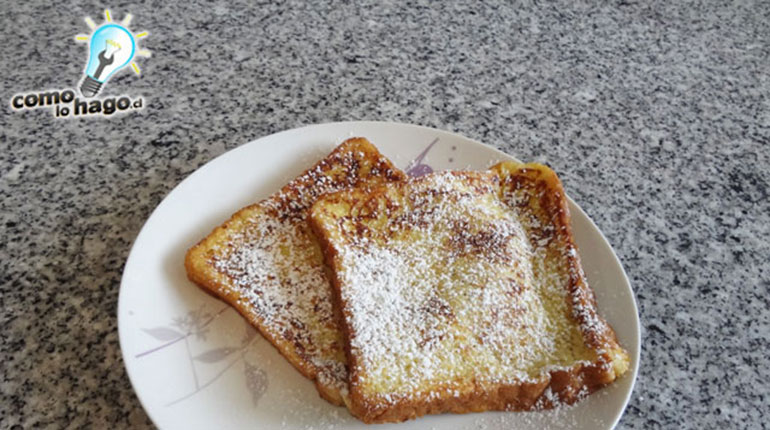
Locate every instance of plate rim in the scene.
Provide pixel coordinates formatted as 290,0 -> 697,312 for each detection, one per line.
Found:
117,120 -> 641,430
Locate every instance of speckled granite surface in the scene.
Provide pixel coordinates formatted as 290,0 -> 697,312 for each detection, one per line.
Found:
1,1 -> 768,428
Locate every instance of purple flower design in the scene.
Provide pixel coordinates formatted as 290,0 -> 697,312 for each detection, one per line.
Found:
405,138 -> 439,176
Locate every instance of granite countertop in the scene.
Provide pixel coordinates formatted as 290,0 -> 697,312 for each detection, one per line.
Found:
1,1 -> 768,428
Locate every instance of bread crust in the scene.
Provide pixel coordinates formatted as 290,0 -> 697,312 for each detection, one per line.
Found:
185,138 -> 405,406
309,163 -> 629,423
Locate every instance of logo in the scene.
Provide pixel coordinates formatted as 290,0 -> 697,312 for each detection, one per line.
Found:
9,9 -> 150,118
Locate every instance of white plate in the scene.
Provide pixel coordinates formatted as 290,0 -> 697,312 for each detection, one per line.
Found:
118,121 -> 640,430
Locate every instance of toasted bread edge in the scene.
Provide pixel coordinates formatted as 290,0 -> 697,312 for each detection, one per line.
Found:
309,165 -> 631,423
183,137 -> 407,408
491,161 -> 630,381
184,205 -> 346,406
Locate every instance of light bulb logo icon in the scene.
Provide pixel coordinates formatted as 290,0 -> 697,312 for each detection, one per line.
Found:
74,10 -> 150,98
81,25 -> 135,97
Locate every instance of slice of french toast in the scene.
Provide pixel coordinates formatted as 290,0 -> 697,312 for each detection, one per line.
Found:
309,163 -> 629,423
184,138 -> 405,406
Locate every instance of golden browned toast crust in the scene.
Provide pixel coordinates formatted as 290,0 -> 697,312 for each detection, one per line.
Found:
309,163 -> 629,423
491,162 -> 628,370
184,138 -> 405,406
490,161 -> 629,404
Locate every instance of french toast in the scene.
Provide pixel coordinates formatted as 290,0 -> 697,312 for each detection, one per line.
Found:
309,163 -> 629,423
184,138 -> 405,406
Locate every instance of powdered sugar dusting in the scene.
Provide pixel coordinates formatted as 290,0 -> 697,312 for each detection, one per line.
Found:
275,388 -> 356,429
200,139 -> 403,399
214,213 -> 348,395
314,170 -> 604,409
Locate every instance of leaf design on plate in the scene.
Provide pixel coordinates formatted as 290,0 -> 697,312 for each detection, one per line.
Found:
244,362 -> 268,406
194,347 -> 238,363
194,327 -> 210,342
142,327 -> 183,341
241,319 -> 257,346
